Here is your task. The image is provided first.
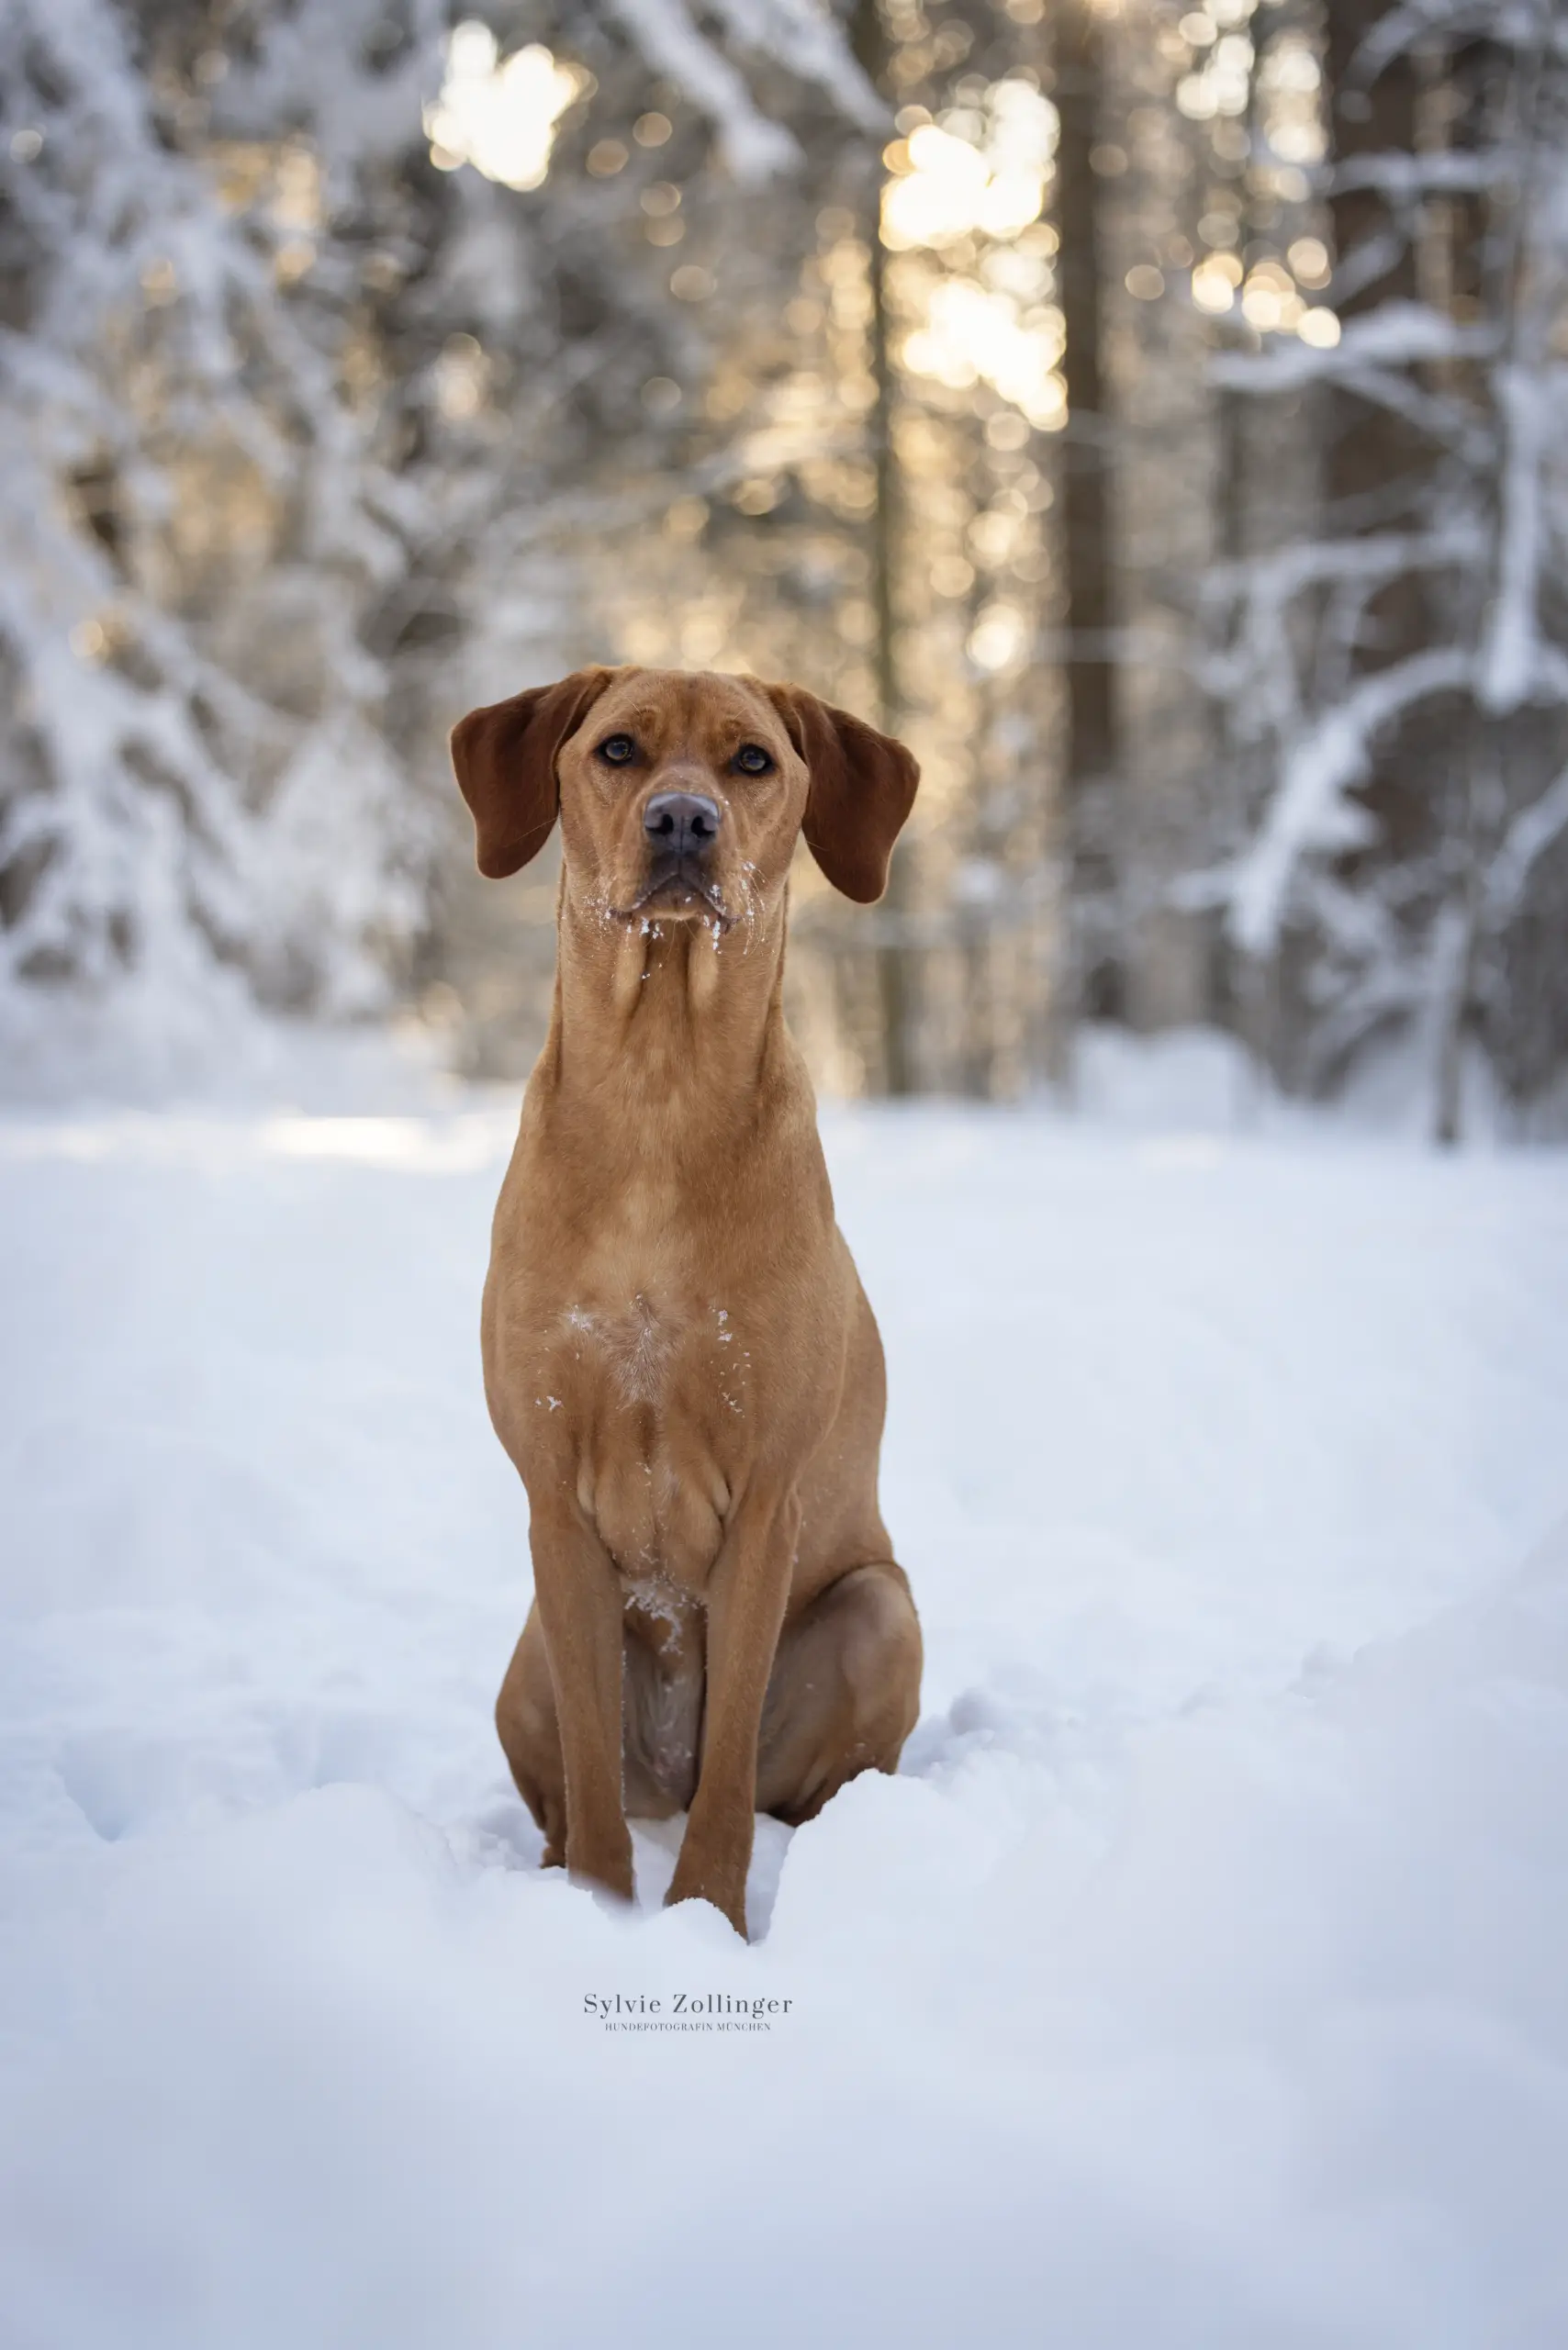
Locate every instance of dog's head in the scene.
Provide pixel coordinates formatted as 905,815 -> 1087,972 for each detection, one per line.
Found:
449,666 -> 918,925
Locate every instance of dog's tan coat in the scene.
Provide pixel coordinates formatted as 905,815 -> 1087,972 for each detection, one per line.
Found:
451,666 -> 923,1936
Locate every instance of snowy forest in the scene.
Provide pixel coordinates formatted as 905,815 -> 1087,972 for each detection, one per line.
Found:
6,9 -> 1568,2339
4,0 -> 1567,1135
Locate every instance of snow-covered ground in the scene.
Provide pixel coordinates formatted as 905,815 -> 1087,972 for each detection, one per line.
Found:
3,1035 -> 1566,2348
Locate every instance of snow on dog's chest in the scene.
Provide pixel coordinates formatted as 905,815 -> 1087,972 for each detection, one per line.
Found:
558,1295 -> 737,1579
563,1295 -> 672,1405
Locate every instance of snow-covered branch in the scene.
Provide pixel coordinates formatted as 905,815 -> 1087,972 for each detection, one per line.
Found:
604,0 -> 796,180
1211,302 -> 1497,392
1228,649 -> 1473,956
1329,150 -> 1510,198
1477,364 -> 1557,714
1484,760 -> 1568,920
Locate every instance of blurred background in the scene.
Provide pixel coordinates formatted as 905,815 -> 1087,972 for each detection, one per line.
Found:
2,0 -> 1565,1135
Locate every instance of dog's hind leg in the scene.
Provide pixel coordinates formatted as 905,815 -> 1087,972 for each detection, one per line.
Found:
500,1601 -> 706,1859
755,1562 -> 922,1828
496,1604 -> 567,1865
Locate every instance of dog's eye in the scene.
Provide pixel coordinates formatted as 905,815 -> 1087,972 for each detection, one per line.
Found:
597,733 -> 636,766
734,744 -> 773,776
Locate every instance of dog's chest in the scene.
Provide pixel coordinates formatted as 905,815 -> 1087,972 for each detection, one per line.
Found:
546,1289 -> 748,1581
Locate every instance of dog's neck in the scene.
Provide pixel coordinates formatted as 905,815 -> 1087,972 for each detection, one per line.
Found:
539,876 -> 796,1133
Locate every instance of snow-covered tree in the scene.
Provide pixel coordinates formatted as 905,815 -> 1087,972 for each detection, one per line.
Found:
0,0 -> 881,1078
1201,0 -> 1568,1130
0,0 -> 449,1072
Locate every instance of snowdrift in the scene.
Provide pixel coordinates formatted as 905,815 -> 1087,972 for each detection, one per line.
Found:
2,1094 -> 1565,2347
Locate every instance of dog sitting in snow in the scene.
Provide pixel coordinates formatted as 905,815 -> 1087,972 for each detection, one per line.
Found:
449,666 -> 923,1939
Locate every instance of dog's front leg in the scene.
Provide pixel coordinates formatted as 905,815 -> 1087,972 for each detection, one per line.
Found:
666,1491 -> 798,1938
528,1496 -> 634,1904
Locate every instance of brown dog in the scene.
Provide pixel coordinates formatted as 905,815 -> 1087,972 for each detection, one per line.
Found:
450,666 -> 924,1938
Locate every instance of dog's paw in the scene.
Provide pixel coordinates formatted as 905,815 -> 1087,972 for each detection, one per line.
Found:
664,1870 -> 749,1942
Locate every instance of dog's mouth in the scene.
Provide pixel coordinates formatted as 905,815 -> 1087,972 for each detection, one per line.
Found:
617,856 -> 730,927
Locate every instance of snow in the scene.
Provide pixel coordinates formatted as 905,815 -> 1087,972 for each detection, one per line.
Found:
3,1039 -> 1567,2348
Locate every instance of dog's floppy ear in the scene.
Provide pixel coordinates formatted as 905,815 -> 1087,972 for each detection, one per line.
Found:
765,687 -> 920,903
449,667 -> 614,879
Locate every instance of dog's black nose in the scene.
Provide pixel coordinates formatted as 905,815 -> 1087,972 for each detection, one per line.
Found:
643,791 -> 722,857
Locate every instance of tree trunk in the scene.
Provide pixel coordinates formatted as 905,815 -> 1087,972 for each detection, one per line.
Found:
854,0 -> 918,1096
1054,0 -> 1121,1051
1321,0 -> 1430,788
